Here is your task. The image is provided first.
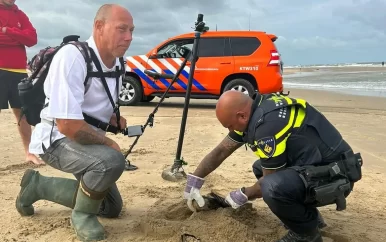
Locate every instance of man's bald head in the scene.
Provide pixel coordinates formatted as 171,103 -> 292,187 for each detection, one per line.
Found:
94,4 -> 130,22
216,90 -> 250,116
94,4 -> 114,22
216,90 -> 253,132
93,4 -> 134,64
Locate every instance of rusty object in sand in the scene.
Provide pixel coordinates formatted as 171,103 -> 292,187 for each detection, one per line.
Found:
192,189 -> 231,212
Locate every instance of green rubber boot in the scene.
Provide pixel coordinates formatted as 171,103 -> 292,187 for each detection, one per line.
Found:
16,169 -> 78,216
71,183 -> 107,241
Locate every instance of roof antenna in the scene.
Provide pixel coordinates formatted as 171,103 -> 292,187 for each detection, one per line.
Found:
216,24 -> 217,31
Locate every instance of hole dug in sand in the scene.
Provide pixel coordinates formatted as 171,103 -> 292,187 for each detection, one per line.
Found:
139,198 -> 282,242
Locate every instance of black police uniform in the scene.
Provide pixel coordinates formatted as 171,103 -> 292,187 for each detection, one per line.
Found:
227,93 -> 359,235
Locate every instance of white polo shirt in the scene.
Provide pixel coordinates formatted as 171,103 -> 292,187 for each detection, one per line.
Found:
29,36 -> 124,155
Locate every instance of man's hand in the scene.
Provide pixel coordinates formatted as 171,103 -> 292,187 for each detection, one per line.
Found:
119,116 -> 127,130
1,27 -> 6,33
184,174 -> 206,212
110,114 -> 127,131
225,188 -> 249,209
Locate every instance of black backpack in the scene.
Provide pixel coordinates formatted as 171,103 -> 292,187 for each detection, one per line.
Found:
18,35 -> 126,134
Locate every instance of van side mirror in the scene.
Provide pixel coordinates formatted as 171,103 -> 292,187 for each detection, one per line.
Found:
149,51 -> 158,59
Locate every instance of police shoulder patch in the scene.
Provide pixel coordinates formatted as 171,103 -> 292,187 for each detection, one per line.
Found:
256,136 -> 276,158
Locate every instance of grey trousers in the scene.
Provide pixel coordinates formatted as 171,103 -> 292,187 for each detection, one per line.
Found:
40,137 -> 126,218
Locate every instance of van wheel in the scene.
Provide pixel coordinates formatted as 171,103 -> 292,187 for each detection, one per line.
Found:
118,76 -> 142,106
223,78 -> 255,98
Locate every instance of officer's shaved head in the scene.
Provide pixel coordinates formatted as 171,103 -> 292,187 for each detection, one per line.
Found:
216,90 -> 253,132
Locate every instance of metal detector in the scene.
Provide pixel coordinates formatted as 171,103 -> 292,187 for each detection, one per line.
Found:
161,14 -> 209,181
121,14 -> 209,178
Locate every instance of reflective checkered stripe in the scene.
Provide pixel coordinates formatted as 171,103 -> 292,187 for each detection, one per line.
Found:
125,55 -> 206,91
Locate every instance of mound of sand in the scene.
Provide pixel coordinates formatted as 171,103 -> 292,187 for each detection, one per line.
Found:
139,198 -> 282,242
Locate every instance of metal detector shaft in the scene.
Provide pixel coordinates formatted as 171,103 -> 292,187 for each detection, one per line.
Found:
123,56 -> 191,159
173,31 -> 202,167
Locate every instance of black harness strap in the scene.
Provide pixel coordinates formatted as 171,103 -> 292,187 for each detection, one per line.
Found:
83,48 -> 122,133
44,42 -> 125,135
87,71 -> 122,78
82,113 -> 119,134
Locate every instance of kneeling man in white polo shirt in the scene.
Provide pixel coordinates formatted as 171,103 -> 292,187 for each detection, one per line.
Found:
15,4 -> 135,242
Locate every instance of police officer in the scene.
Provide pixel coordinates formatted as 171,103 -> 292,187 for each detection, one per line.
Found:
15,4 -> 134,242
184,90 -> 362,242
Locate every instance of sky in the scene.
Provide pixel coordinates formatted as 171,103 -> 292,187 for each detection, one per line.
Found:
15,0 -> 386,66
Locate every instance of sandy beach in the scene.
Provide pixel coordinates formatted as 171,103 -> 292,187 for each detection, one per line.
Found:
1,84 -> 386,241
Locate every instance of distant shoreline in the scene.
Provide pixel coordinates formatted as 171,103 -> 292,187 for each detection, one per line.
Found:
283,65 -> 386,75
283,61 -> 385,68
282,66 -> 386,98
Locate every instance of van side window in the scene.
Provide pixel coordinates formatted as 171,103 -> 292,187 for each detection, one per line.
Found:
198,38 -> 228,57
157,39 -> 194,58
230,37 -> 261,56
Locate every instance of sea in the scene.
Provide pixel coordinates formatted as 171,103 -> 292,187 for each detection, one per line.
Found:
283,62 -> 386,98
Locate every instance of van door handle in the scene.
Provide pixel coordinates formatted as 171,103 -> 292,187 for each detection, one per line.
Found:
220,62 -> 231,64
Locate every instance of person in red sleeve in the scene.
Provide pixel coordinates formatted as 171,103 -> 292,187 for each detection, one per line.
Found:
0,0 -> 44,165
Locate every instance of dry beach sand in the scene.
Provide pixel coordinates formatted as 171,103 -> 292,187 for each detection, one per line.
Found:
1,74 -> 386,241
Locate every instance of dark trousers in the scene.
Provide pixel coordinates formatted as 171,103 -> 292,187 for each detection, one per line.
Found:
0,69 -> 26,109
252,159 -> 319,234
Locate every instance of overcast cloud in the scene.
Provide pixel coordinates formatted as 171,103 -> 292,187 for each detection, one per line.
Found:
16,0 -> 386,65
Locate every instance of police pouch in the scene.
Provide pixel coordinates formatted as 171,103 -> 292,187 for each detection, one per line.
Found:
292,162 -> 352,211
338,151 -> 363,182
311,178 -> 351,211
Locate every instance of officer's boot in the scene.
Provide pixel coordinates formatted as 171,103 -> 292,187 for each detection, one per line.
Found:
71,182 -> 107,241
276,228 -> 323,242
282,209 -> 327,230
316,209 -> 327,229
16,169 -> 78,216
